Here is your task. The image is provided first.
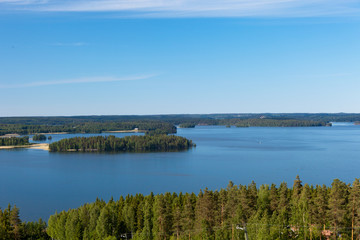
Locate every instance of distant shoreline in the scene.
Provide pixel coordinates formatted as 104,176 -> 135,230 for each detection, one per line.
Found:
37,132 -> 68,135
103,129 -> 144,133
0,129 -> 142,137
0,143 -> 49,151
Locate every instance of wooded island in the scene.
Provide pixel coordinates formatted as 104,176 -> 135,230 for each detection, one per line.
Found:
49,135 -> 195,152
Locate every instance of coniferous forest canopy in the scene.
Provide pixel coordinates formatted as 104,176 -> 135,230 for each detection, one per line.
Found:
49,135 -> 195,152
0,205 -> 49,240
32,134 -> 47,141
1,112 -> 355,136
2,177 -> 360,240
0,136 -> 29,146
0,121 -> 177,136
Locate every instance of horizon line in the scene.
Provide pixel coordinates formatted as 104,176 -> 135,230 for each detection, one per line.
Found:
1,112 -> 359,118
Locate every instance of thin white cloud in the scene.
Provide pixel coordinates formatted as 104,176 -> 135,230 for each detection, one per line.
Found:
0,0 -> 359,17
0,0 -> 47,5
0,74 -> 155,89
51,42 -> 87,47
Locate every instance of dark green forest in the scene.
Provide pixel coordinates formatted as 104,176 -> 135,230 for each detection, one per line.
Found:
2,177 -> 360,239
176,119 -> 328,128
0,136 -> 29,146
178,123 -> 196,128
0,121 -> 176,136
0,205 -> 49,240
232,119 -> 329,127
45,177 -> 360,240
49,135 -> 195,152
1,113 -> 360,125
1,113 -> 349,136
32,134 -> 47,141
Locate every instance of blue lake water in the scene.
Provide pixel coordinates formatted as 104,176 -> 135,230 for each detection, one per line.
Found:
1,124 -> 360,221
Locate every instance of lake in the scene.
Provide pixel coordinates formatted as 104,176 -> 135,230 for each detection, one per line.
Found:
1,123 -> 360,221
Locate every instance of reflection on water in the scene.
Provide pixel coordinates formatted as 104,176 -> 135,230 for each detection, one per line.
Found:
1,124 -> 360,221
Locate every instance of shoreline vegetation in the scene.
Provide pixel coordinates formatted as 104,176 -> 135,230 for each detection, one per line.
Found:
0,143 -> 49,150
1,113 -> 353,136
46,177 -> 360,240
49,135 -> 195,153
104,128 -> 144,133
178,123 -> 196,128
2,177 -> 360,240
32,134 -> 47,141
0,120 -> 177,136
0,136 -> 49,151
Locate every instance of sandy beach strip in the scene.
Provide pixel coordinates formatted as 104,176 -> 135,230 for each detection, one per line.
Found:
0,143 -> 49,151
28,143 -> 50,150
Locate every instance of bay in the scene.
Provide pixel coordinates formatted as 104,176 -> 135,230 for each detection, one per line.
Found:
1,124 -> 360,221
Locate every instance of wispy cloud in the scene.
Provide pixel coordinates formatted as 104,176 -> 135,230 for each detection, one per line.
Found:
0,0 -> 359,17
51,42 -> 87,47
0,74 -> 155,89
0,0 -> 46,4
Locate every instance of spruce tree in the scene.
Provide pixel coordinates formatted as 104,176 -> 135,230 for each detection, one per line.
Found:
328,179 -> 348,239
349,179 -> 360,239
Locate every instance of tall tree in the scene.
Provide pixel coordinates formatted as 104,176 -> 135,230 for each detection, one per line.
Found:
349,179 -> 360,239
9,205 -> 22,240
328,179 -> 348,239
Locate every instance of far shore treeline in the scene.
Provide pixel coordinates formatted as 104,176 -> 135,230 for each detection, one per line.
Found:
0,121 -> 177,136
0,113 -> 345,136
2,177 -> 360,240
49,135 -> 195,152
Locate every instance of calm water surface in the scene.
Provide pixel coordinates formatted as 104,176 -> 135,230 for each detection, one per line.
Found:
1,124 -> 360,221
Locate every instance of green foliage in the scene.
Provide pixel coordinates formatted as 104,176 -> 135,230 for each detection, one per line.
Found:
46,177 -> 359,240
32,134 -> 47,141
49,135 -> 195,152
0,120 -> 177,135
0,204 -> 49,240
1,113 -> 342,136
233,119 -> 327,127
178,123 -> 196,128
0,136 -> 29,146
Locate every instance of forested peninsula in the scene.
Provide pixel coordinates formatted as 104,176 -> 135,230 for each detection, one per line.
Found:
0,120 -> 176,136
49,135 -> 195,152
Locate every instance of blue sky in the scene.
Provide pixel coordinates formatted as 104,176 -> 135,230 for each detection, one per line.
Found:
0,0 -> 360,116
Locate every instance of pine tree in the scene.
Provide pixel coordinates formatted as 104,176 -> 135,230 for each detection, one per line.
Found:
172,193 -> 183,239
141,196 -> 154,240
349,179 -> 360,239
195,188 -> 216,240
313,184 -> 329,238
269,183 -> 279,214
180,193 -> 196,239
96,206 -> 115,239
328,179 -> 348,239
9,205 -> 22,240
65,210 -> 81,240
153,194 -> 172,240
